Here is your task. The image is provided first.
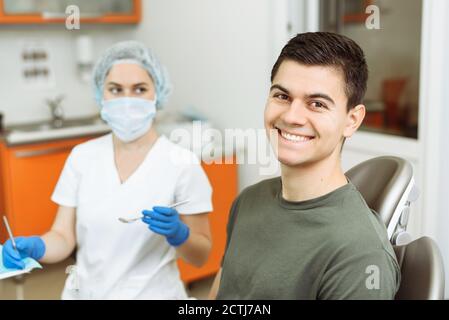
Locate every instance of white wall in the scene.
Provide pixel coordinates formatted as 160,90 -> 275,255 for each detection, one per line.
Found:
437,69 -> 449,298
0,25 -> 138,124
418,0 -> 449,299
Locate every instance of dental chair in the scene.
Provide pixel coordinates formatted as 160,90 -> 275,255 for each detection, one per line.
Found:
346,157 -> 446,299
394,236 -> 445,300
345,156 -> 419,245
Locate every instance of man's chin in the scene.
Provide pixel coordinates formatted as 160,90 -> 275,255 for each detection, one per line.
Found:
277,155 -> 311,168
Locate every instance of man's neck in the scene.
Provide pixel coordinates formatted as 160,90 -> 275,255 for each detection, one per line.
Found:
280,155 -> 348,202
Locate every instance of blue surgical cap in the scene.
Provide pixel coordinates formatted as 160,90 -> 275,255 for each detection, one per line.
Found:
93,41 -> 172,109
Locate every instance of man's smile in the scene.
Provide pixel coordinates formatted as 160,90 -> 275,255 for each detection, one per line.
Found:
274,126 -> 316,143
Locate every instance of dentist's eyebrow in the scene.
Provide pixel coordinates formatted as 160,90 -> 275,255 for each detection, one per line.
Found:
270,84 -> 290,94
132,82 -> 149,87
106,82 -> 123,86
306,93 -> 336,105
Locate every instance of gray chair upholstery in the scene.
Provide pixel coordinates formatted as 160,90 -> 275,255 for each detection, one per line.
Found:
345,156 -> 418,244
394,236 -> 445,300
346,157 -> 445,299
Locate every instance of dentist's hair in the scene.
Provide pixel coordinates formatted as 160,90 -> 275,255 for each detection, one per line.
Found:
93,41 -> 172,109
270,32 -> 368,110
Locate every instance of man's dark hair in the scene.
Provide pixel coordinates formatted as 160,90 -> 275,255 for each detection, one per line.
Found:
271,32 -> 368,110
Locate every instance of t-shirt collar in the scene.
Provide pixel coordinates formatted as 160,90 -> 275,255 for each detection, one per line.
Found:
277,177 -> 356,211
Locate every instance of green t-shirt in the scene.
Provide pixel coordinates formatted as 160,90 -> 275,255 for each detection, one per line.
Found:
217,177 -> 401,300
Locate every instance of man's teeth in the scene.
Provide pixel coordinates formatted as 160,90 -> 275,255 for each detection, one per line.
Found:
280,130 -> 312,142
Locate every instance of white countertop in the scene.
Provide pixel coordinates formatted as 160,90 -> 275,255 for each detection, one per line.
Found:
3,119 -> 243,160
5,122 -> 111,145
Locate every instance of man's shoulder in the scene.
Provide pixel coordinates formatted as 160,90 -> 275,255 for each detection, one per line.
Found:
321,184 -> 392,249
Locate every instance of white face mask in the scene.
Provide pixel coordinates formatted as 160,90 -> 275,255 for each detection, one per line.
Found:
100,97 -> 157,143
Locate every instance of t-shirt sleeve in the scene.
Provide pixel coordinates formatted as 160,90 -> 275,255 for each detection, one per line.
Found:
51,147 -> 81,208
318,248 -> 401,300
174,158 -> 213,215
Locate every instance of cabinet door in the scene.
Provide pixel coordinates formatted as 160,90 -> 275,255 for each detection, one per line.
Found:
2,137 -> 90,239
177,158 -> 238,283
0,0 -> 141,24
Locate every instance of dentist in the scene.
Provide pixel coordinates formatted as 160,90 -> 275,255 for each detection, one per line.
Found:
1,41 -> 213,299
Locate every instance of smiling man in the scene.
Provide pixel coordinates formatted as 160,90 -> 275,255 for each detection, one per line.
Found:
209,32 -> 401,300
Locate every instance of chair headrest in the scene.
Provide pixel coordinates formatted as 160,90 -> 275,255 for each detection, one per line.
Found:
346,156 -> 413,226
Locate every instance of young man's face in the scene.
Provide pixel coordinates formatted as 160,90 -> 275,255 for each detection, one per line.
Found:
264,60 -> 364,167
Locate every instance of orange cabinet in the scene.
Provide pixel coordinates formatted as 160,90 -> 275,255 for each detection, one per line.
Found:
0,137 -> 238,284
0,0 -> 141,24
0,137 -> 93,243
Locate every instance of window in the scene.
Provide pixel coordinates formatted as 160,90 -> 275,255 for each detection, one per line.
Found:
320,0 -> 422,139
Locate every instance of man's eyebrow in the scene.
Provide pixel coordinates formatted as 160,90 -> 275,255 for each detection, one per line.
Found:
306,93 -> 336,105
270,84 -> 290,94
270,84 -> 336,105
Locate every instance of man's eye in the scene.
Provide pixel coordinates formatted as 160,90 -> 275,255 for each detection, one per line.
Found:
274,93 -> 289,101
311,101 -> 327,109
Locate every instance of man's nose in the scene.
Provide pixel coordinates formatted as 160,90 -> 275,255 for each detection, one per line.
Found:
280,100 -> 308,126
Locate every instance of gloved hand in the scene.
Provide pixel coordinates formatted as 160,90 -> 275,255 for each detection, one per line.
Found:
142,206 -> 190,247
2,236 -> 46,270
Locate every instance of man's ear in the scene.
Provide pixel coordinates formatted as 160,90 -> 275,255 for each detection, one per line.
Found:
343,104 -> 366,138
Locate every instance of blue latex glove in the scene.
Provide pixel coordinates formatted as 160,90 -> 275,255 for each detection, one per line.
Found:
142,206 -> 190,247
2,236 -> 46,270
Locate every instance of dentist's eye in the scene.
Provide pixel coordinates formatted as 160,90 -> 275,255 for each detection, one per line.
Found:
109,87 -> 122,95
135,87 -> 148,94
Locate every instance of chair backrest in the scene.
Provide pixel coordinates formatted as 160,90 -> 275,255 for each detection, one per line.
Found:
345,156 -> 416,241
394,236 -> 445,300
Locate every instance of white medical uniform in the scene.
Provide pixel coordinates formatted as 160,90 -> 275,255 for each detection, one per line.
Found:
51,133 -> 213,299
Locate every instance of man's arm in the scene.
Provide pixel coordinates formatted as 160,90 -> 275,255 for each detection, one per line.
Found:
208,197 -> 240,299
318,249 -> 400,300
208,268 -> 222,300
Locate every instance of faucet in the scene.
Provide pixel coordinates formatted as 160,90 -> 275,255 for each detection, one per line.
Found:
46,94 -> 65,128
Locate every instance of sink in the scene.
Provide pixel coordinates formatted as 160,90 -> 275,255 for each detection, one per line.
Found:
4,116 -> 110,145
7,117 -> 106,133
